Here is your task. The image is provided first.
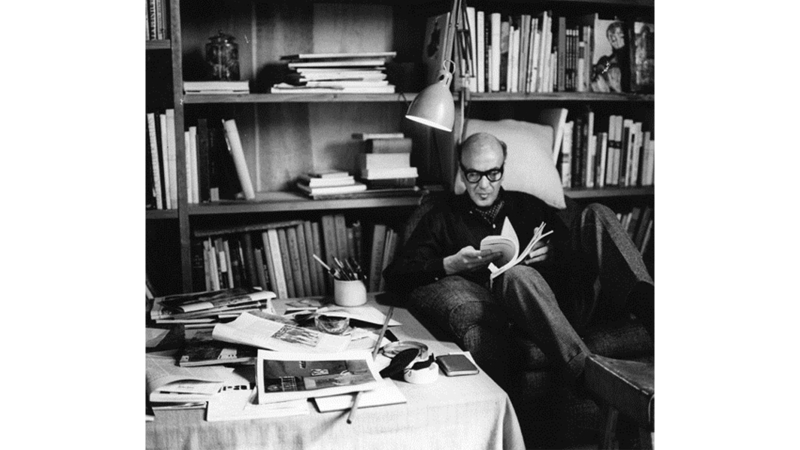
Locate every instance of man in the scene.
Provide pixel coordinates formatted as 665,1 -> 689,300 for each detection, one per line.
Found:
383,132 -> 653,391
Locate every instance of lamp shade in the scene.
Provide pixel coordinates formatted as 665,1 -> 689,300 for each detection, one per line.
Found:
405,81 -> 455,132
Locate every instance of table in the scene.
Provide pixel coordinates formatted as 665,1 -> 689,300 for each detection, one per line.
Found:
146,295 -> 525,450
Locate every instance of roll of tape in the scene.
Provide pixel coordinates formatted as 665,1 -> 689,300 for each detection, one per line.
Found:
403,362 -> 439,384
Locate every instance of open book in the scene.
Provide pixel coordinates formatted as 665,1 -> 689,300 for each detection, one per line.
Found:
480,217 -> 553,280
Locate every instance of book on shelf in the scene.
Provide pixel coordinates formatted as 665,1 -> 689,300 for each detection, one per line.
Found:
270,83 -> 395,94
359,153 -> 411,170
194,220 -> 305,238
280,51 -> 397,61
300,222 -> 320,296
310,222 -> 328,294
364,137 -> 413,154
294,224 -> 315,296
276,228 -> 296,298
333,214 -> 350,261
285,71 -> 387,82
222,119 -> 256,200
363,178 -> 417,189
256,350 -> 381,405
367,223 -> 387,292
286,226 -> 306,297
212,311 -> 352,354
481,217 -> 553,281
297,174 -> 356,188
146,112 -> 165,210
150,287 -> 276,322
629,21 -> 654,93
352,132 -> 405,141
361,167 -> 418,180
378,228 -> 398,292
296,182 -> 367,198
183,80 -> 250,94
265,229 -> 289,299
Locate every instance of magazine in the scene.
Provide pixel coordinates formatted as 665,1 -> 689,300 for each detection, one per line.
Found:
256,350 -> 381,404
480,217 -> 553,280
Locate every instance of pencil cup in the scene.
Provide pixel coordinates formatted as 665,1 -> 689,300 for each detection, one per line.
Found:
334,279 -> 367,307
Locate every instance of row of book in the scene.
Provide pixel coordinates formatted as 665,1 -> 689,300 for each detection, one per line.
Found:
271,52 -> 397,94
146,112 -> 251,209
432,8 -> 653,94
191,216 -> 400,297
557,111 -> 654,189
616,206 -> 654,255
145,0 -> 169,41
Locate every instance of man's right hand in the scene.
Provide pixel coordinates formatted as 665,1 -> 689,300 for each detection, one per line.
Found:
443,246 -> 502,275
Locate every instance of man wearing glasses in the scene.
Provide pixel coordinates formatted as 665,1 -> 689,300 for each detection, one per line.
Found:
383,132 -> 653,393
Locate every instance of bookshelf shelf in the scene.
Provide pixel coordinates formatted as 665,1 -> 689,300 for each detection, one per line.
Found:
565,186 -> 654,199
146,209 -> 179,219
183,92 -> 419,104
469,92 -> 654,102
146,40 -> 171,50
187,191 -> 424,216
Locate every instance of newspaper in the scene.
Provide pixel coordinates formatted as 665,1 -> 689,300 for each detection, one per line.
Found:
256,350 -> 381,404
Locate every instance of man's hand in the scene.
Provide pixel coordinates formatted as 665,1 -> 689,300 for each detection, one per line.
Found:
443,246 -> 502,275
523,238 -> 551,265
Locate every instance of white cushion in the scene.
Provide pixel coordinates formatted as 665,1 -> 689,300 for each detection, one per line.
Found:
456,119 -> 566,209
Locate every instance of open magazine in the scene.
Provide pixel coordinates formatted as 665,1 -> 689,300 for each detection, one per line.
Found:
480,217 -> 553,280
256,350 -> 382,404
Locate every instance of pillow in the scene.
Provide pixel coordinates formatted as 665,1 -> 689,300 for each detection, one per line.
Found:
456,118 -> 566,210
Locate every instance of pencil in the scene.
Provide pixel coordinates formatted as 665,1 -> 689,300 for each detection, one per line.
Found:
347,306 -> 395,424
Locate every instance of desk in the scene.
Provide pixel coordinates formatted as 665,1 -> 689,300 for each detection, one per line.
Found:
146,296 -> 525,450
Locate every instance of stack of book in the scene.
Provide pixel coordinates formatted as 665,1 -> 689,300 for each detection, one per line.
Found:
271,52 -> 396,94
296,171 -> 367,199
354,133 -> 418,190
184,81 -> 250,95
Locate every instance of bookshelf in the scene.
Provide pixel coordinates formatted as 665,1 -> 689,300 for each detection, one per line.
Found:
145,0 -> 654,293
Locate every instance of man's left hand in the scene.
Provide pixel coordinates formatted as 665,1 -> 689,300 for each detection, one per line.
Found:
523,239 -> 550,265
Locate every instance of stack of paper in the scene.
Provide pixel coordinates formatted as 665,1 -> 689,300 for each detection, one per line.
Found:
146,353 -> 238,405
272,52 -> 397,94
150,288 -> 276,325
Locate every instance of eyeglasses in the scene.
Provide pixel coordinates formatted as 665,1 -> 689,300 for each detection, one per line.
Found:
460,163 -> 504,183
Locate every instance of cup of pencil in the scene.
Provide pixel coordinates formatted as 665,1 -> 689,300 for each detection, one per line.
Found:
312,254 -> 368,307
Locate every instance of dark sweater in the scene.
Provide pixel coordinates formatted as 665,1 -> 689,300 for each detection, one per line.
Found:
383,189 -> 573,294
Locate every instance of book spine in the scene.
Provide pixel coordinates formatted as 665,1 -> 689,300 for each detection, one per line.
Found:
158,113 -> 171,209
378,229 -> 397,292
222,119 -> 256,200
196,118 -> 211,202
191,239 -> 206,292
334,214 -> 349,260
310,222 -> 328,294
476,11 -> 485,93
491,13 -> 501,92
261,232 -> 280,296
301,221 -> 320,296
185,130 -> 194,204
222,239 -> 236,288
266,229 -> 288,298
321,215 -> 338,282
166,109 -> 178,209
286,226 -> 305,297
368,224 -> 387,292
557,16 -> 566,92
359,153 -> 411,170
294,224 -> 314,297
277,228 -> 296,298
597,132 -> 608,189
253,245 -> 269,291
352,220 -> 363,269
366,138 -> 413,154
205,239 -> 220,290
560,121 -> 572,188
146,113 -> 164,210
240,232 -> 258,288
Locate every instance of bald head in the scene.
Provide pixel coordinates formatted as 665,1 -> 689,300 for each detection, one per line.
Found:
458,132 -> 507,163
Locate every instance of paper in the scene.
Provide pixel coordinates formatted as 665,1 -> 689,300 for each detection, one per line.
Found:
313,378 -> 406,412
146,353 -> 234,402
481,217 -> 553,280
207,388 -> 309,422
212,311 -> 351,354
256,350 -> 382,404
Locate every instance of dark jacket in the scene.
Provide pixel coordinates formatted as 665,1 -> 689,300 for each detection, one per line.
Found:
383,189 -> 573,294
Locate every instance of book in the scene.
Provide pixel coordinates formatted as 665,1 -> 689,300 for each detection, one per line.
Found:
270,83 -> 394,94
378,228 -> 397,292
313,378 -> 406,412
277,228 -> 296,298
194,220 -> 305,238
334,214 -> 349,260
296,174 -> 356,187
365,138 -> 413,154
360,167 -> 418,180
359,153 -> 411,170
295,223 -> 315,296
196,118 -> 211,202
240,233 -> 258,288
178,340 -> 257,367
307,169 -> 350,178
321,215 -> 338,276
310,222 -> 328,294
150,288 -> 276,321
281,51 -> 396,60
590,16 -> 629,93
212,311 -> 352,354
301,221 -> 320,296
184,80 -> 250,93
146,113 -> 164,210
255,349 -> 381,404
630,21 -> 654,93
363,177 -> 417,189
146,353 -> 234,403
222,119 -> 256,200
296,182 -> 367,197
480,217 -> 553,280
286,226 -> 305,297
253,246 -> 269,291
368,223 -> 387,292
352,132 -> 405,141
266,229 -> 289,299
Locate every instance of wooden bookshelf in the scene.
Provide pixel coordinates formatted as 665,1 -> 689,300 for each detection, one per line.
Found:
146,0 -> 655,292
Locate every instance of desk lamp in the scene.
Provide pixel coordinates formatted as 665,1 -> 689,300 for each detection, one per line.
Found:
405,0 -> 471,133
